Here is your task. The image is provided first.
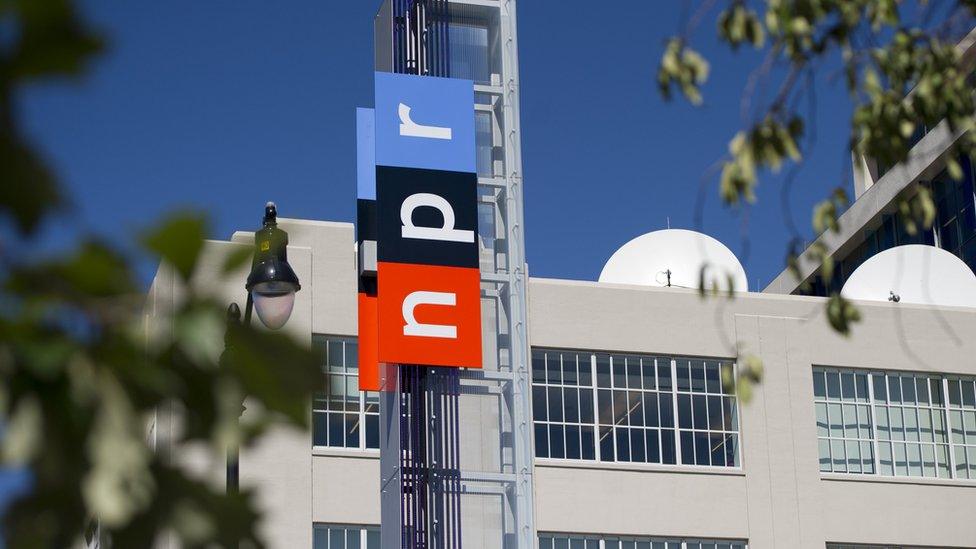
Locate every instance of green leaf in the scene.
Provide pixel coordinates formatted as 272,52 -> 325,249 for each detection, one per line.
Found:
7,239 -> 136,300
222,325 -> 321,426
657,38 -> 710,106
826,294 -> 861,336
1,396 -> 42,465
718,5 -> 766,50
6,0 -> 106,81
0,132 -> 64,234
221,246 -> 254,276
141,213 -> 208,281
895,186 -> 936,236
83,377 -> 153,527
812,187 -> 847,235
726,354 -> 763,403
174,306 -> 225,366
947,156 -> 963,181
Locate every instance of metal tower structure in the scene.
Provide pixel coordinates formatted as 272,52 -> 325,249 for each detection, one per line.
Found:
373,1 -> 534,547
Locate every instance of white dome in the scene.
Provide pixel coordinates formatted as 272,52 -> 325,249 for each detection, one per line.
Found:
599,229 -> 749,293
841,244 -> 976,308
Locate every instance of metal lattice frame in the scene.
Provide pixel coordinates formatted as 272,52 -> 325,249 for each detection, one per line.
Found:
378,1 -> 534,546
457,0 -> 535,547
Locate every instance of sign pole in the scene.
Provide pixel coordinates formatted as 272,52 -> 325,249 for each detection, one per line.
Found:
363,72 -> 479,549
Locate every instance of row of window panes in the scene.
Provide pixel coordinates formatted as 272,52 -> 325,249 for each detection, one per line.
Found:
313,524 -> 378,549
532,349 -> 739,468
309,341 -> 975,480
539,534 -> 746,549
312,337 -> 379,450
828,545 -> 952,549
814,367 -> 976,479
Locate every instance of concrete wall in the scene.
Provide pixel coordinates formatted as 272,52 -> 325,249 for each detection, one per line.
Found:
148,220 -> 352,549
529,278 -> 976,549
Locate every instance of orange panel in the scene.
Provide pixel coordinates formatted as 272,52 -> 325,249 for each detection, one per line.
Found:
357,293 -> 381,391
377,262 -> 482,368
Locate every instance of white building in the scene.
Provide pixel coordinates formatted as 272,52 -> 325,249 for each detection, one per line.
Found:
146,2 -> 976,548
147,218 -> 976,549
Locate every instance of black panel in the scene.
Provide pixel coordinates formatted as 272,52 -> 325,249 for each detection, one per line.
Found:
357,199 -> 378,243
376,165 -> 479,268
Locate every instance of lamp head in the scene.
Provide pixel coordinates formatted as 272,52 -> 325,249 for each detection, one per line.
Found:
246,202 -> 301,330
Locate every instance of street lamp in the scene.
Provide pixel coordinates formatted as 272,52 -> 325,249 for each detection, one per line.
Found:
224,201 -> 301,493
245,201 -> 302,330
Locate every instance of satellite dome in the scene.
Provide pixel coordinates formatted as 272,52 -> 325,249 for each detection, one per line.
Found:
841,244 -> 976,308
599,229 -> 749,292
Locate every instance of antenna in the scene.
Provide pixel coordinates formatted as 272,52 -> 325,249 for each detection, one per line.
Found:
599,229 -> 748,292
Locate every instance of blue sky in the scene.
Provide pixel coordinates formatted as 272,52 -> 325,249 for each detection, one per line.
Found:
18,1 -> 854,288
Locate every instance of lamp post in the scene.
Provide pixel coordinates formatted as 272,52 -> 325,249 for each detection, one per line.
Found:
223,202 -> 301,493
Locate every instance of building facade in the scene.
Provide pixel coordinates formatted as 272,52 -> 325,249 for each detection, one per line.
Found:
147,218 -> 976,549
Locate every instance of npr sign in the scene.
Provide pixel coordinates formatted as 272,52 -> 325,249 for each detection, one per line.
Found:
357,72 -> 482,388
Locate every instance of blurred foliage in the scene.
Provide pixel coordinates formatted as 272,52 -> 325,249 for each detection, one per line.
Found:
722,354 -> 764,402
0,1 -> 321,547
658,1 -> 976,358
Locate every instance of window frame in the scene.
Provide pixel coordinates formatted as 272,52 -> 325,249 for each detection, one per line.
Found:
814,366 -> 976,481
312,336 -> 380,453
313,523 -> 379,549
532,348 -> 742,470
827,541 -> 952,549
538,532 -> 748,549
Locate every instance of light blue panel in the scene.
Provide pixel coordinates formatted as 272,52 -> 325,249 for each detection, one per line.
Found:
374,72 -> 475,173
357,107 -> 376,200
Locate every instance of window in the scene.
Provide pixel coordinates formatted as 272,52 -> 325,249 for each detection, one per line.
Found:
539,533 -> 747,549
532,349 -> 740,468
828,545 -> 954,549
313,524 -> 379,549
813,369 -> 877,474
313,337 -> 379,450
814,367 -> 976,479
947,376 -> 976,479
474,92 -> 504,180
475,110 -> 494,177
448,19 -> 498,84
675,358 -> 740,467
